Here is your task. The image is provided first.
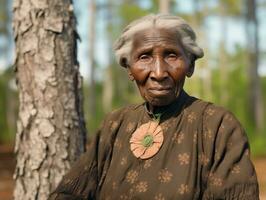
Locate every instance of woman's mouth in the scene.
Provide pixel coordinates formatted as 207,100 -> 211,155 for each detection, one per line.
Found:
148,87 -> 173,96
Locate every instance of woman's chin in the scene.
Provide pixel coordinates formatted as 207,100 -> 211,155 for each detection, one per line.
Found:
147,96 -> 176,107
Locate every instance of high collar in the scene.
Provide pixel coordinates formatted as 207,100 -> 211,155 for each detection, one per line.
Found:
144,90 -> 189,121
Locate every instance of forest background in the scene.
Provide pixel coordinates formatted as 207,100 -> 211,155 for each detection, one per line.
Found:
3,0 -> 266,156
0,0 -> 265,199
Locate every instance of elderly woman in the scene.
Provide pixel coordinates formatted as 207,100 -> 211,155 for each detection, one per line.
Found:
49,14 -> 259,199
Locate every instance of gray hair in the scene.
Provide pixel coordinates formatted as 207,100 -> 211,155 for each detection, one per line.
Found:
114,14 -> 204,68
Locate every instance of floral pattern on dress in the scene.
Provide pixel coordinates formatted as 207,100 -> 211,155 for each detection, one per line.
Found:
218,124 -> 225,134
135,181 -> 148,193
208,173 -> 223,187
119,194 -> 129,200
178,184 -> 189,195
112,182 -> 117,190
154,193 -> 165,200
206,108 -> 215,116
231,165 -> 240,174
126,122 -> 136,133
187,112 -> 197,123
161,121 -> 171,130
199,153 -> 209,166
126,170 -> 139,184
143,159 -> 152,169
114,138 -> 122,149
224,113 -> 234,122
120,157 -> 127,166
174,132 -> 184,144
178,153 -> 190,165
203,129 -> 213,139
214,150 -> 221,161
110,121 -> 119,131
158,169 -> 173,183
212,177 -> 223,186
193,131 -> 197,143
83,164 -> 89,171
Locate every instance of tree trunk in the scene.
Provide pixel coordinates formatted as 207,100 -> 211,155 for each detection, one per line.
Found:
219,2 -> 229,105
159,0 -> 170,13
88,0 -> 96,119
0,0 -> 10,63
12,0 -> 86,199
102,67 -> 113,113
245,0 -> 264,131
102,0 -> 114,113
190,0 -> 212,101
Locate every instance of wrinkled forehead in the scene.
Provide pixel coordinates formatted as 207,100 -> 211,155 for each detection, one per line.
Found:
131,28 -> 182,50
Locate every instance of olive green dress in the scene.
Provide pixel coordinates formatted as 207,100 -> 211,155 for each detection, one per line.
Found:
49,91 -> 259,200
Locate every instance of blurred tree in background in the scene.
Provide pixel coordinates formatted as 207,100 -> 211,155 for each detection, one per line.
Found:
245,0 -> 264,132
0,0 -> 9,55
0,67 -> 17,142
0,0 -> 16,143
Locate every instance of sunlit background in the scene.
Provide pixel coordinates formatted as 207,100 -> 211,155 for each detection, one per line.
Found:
0,0 -> 265,199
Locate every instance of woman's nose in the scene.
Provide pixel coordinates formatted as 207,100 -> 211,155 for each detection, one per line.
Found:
150,57 -> 168,81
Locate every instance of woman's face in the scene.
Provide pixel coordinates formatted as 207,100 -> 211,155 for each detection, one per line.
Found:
128,28 -> 193,107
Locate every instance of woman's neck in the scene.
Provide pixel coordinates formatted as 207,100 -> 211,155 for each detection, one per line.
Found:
147,103 -> 171,115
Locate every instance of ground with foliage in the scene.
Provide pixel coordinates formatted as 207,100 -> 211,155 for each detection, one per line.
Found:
0,144 -> 265,200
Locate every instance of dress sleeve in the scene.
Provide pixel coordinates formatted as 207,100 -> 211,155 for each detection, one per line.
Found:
48,107 -> 126,200
202,107 -> 259,200
48,129 -> 101,200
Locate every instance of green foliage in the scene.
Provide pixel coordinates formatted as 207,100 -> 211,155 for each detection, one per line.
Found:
224,47 -> 250,126
83,81 -> 104,135
249,132 -> 266,157
220,0 -> 242,16
118,3 -> 149,25
0,0 -> 9,34
0,67 -> 18,143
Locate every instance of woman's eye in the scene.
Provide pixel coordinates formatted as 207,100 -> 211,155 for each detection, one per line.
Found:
139,54 -> 151,61
167,53 -> 177,59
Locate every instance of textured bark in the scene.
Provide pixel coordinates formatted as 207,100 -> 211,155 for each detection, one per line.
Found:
12,0 -> 86,199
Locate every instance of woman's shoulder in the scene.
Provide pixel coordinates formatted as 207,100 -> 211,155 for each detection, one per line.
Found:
101,103 -> 144,130
187,97 -> 241,126
105,103 -> 143,119
191,98 -> 248,148
184,97 -> 246,145
202,101 -> 242,128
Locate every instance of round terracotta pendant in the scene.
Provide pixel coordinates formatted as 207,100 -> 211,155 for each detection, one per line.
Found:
130,121 -> 164,159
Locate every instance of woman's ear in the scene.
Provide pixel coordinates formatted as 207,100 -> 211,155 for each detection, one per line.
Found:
127,68 -> 135,81
120,57 -> 128,68
123,58 -> 134,81
186,60 -> 195,77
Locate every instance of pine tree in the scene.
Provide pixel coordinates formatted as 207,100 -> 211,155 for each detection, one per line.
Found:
12,0 -> 86,199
